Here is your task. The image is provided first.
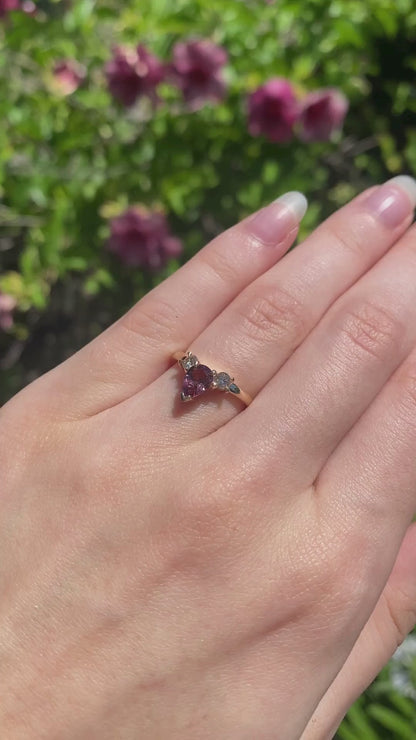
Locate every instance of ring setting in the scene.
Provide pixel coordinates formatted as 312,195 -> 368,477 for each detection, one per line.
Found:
173,351 -> 252,406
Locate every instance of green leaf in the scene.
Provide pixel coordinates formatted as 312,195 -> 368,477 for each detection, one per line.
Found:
367,704 -> 415,739
342,700 -> 380,740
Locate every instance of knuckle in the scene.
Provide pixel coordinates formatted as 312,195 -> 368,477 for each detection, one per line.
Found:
237,282 -> 306,346
173,454 -> 249,561
337,299 -> 402,362
121,296 -> 178,344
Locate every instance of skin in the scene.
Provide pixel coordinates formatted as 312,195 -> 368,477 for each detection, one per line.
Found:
1,181 -> 416,739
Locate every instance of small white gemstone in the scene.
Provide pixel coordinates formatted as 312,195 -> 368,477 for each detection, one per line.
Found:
182,354 -> 198,371
216,372 -> 231,389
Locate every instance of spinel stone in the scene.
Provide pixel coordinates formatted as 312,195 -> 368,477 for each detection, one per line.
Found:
216,372 -> 231,389
182,364 -> 213,399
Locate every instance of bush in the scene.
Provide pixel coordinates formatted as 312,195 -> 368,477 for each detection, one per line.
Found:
1,0 -> 416,399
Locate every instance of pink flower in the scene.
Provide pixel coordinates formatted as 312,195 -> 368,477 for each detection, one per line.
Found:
169,39 -> 228,109
105,45 -> 165,107
108,208 -> 182,270
22,0 -> 36,13
0,1 -> 36,18
0,0 -> 20,17
298,88 -> 348,141
53,60 -> 85,95
247,78 -> 299,142
0,292 -> 16,330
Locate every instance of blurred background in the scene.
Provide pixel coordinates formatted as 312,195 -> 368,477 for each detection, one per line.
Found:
0,0 -> 415,735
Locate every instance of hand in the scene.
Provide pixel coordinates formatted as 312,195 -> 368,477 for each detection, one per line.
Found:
1,179 -> 416,740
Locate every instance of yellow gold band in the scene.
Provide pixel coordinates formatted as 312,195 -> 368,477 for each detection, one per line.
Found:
172,351 -> 253,407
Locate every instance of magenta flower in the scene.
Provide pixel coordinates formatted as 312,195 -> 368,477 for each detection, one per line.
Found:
169,39 -> 228,109
298,88 -> 348,141
108,208 -> 182,270
22,0 -> 36,13
0,0 -> 20,17
0,1 -> 36,18
53,60 -> 85,95
0,292 -> 16,330
247,78 -> 299,142
105,45 -> 165,107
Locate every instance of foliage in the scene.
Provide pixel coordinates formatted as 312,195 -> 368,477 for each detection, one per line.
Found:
1,0 -> 416,398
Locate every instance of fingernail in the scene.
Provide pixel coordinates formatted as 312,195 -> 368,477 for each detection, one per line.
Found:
249,191 -> 308,245
363,175 -> 416,227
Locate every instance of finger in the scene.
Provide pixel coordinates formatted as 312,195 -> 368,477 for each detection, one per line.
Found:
300,523 -> 416,740
298,340 -> 416,720
139,176 -> 416,441
316,338 -> 416,563
31,192 -> 307,418
228,215 -> 416,491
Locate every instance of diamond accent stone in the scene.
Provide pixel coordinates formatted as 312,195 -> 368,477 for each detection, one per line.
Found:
228,383 -> 240,394
181,364 -> 214,400
216,372 -> 231,390
181,353 -> 199,371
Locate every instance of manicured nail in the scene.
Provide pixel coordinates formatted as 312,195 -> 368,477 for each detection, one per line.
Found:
363,175 -> 416,227
249,191 -> 308,245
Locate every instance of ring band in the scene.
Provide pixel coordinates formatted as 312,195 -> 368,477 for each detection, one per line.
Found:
173,351 -> 253,407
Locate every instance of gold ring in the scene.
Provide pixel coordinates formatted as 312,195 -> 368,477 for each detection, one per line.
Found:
172,351 -> 252,407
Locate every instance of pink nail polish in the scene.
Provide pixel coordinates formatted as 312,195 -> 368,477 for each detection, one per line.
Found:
249,191 -> 308,245
363,176 -> 416,227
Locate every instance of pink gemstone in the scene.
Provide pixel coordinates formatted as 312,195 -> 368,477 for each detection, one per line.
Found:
182,364 -> 213,399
